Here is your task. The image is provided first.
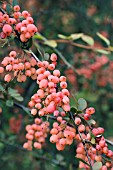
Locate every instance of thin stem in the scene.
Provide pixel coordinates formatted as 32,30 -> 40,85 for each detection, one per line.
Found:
55,39 -> 113,52
0,138 -> 26,151
69,111 -> 93,169
33,33 -> 78,74
105,139 -> 113,147
29,49 -> 40,62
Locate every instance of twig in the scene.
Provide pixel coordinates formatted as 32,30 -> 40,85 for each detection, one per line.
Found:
33,33 -> 78,74
105,139 -> 113,147
55,39 -> 113,52
69,111 -> 93,169
0,138 -> 27,151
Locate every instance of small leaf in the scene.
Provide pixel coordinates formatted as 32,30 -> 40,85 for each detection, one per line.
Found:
78,98 -> 87,111
88,119 -> 96,125
33,34 -> 44,40
94,49 -> 110,54
13,96 -> 23,102
6,99 -> 14,107
81,35 -> 94,46
91,137 -> 96,144
92,162 -> 102,170
58,34 -> 69,39
70,33 -> 83,40
70,107 -> 77,114
26,38 -> 32,48
97,32 -> 110,46
0,84 -> 5,92
6,4 -> 11,14
12,0 -> 19,7
44,53 -> 50,60
56,154 -> 64,162
8,88 -> 23,102
44,40 -> 57,48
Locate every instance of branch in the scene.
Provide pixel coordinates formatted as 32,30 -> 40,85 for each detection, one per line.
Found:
105,139 -> 113,147
54,39 -> 113,52
0,138 -> 27,151
33,33 -> 78,74
69,111 -> 93,169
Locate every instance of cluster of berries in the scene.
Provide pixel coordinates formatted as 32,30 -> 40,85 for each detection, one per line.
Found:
74,108 -> 113,169
50,121 -> 76,151
0,50 -> 37,82
76,135 -> 113,170
0,5 -> 37,42
28,53 -> 70,116
23,118 -> 49,151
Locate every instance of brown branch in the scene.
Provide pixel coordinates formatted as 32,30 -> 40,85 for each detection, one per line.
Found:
55,39 -> 113,52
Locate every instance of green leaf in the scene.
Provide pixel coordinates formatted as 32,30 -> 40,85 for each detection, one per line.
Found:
6,99 -> 14,107
58,34 -> 69,39
70,33 -> 83,40
26,38 -> 32,48
8,88 -> 23,102
70,107 -> 77,114
94,49 -> 110,54
44,53 -> 50,60
88,119 -> 96,125
12,0 -> 19,7
81,35 -> 94,46
91,137 -> 96,144
97,32 -> 110,46
6,4 -> 11,14
56,154 -> 64,162
92,162 -> 102,170
0,84 -> 5,92
33,34 -> 44,40
78,98 -> 87,111
75,157 -> 90,167
44,40 -> 57,48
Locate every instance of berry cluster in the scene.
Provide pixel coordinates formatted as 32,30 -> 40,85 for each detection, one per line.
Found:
0,50 -> 37,82
23,118 -> 49,151
28,53 -> 70,116
50,121 -> 76,151
0,5 -> 37,42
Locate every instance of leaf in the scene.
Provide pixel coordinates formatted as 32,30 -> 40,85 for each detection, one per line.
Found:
75,157 -> 90,167
6,99 -> 14,107
81,35 -> 94,46
44,40 -> 57,48
97,32 -> 110,46
58,34 -> 69,39
78,98 -> 87,111
44,53 -> 50,60
94,49 -> 110,54
56,154 -> 64,162
26,38 -> 33,48
8,88 -> 23,102
33,34 -> 44,40
12,0 -> 19,7
0,84 -> 5,92
6,4 -> 11,14
70,33 -> 83,40
91,137 -> 96,144
88,119 -> 96,125
70,107 -> 77,114
92,162 -> 102,170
